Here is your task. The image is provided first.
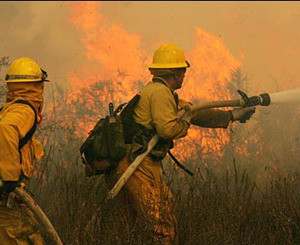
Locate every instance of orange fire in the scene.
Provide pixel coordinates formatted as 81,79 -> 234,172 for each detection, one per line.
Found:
177,27 -> 242,162
66,2 -> 242,164
68,2 -> 150,98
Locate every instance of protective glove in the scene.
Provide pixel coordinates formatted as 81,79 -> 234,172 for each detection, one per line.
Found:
180,107 -> 193,125
0,181 -> 19,198
230,106 -> 256,123
181,114 -> 192,124
178,99 -> 193,110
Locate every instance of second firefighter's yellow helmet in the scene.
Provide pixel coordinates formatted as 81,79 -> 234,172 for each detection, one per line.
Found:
148,43 -> 190,69
5,57 -> 49,83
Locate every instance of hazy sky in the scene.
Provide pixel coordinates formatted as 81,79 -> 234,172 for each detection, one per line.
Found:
1,1 -> 300,93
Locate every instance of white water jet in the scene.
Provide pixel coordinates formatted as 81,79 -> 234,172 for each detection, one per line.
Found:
270,88 -> 300,105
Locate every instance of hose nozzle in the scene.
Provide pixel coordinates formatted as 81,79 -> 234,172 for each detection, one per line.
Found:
259,93 -> 270,106
238,90 -> 270,107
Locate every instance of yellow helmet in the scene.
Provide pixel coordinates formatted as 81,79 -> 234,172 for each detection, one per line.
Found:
5,57 -> 49,83
148,43 -> 190,69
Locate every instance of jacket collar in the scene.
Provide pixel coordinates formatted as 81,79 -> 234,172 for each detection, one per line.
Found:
152,77 -> 174,93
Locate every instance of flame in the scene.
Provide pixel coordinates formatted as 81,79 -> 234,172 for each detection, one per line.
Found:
65,2 -> 243,164
68,2 -> 150,101
182,27 -> 242,101
175,28 -> 242,162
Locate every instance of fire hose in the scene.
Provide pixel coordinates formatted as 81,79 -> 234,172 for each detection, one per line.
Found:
0,180 -> 63,245
106,90 -> 271,202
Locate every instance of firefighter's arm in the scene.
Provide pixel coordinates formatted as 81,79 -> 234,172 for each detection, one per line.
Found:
0,104 -> 35,181
151,88 -> 189,139
178,99 -> 231,129
190,108 -> 232,128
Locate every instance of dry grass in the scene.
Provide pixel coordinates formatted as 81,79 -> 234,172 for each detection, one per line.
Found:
26,141 -> 300,245
1,64 -> 298,244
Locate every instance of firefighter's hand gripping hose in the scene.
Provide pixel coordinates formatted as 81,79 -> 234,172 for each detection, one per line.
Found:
230,106 -> 256,123
105,90 -> 271,202
0,180 -> 63,245
0,181 -> 19,196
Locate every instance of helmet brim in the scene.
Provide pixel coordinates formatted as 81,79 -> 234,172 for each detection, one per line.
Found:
148,60 -> 190,69
6,79 -> 50,83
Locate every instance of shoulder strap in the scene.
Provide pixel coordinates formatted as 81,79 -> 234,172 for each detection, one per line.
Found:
120,94 -> 146,144
168,150 -> 194,176
13,100 -> 38,150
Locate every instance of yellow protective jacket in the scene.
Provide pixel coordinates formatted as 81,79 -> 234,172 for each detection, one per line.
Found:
133,78 -> 231,140
106,78 -> 232,244
0,82 -> 44,181
133,78 -> 189,140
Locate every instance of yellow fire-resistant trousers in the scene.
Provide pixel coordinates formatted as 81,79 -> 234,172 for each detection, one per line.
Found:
106,156 -> 178,245
0,204 -> 43,245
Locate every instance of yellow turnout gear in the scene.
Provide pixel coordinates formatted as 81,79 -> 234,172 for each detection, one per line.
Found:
5,57 -> 49,83
106,156 -> 178,245
133,78 -> 189,139
106,77 -> 231,243
0,205 -> 43,245
0,57 -> 45,245
0,82 -> 44,181
148,43 -> 190,69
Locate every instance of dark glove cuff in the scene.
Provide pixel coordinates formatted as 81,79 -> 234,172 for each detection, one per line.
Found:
182,119 -> 191,126
229,111 -> 234,122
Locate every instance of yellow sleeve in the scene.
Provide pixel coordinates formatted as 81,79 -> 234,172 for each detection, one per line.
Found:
151,88 -> 189,139
0,104 -> 35,181
190,108 -> 232,128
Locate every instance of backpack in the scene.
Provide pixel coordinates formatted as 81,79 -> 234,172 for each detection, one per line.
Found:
79,95 -> 141,176
79,93 -> 195,177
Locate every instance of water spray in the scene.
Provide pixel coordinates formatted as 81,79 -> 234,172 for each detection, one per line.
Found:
267,88 -> 300,105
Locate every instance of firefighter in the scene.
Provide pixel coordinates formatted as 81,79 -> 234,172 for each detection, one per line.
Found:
105,43 -> 255,244
0,57 -> 49,245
